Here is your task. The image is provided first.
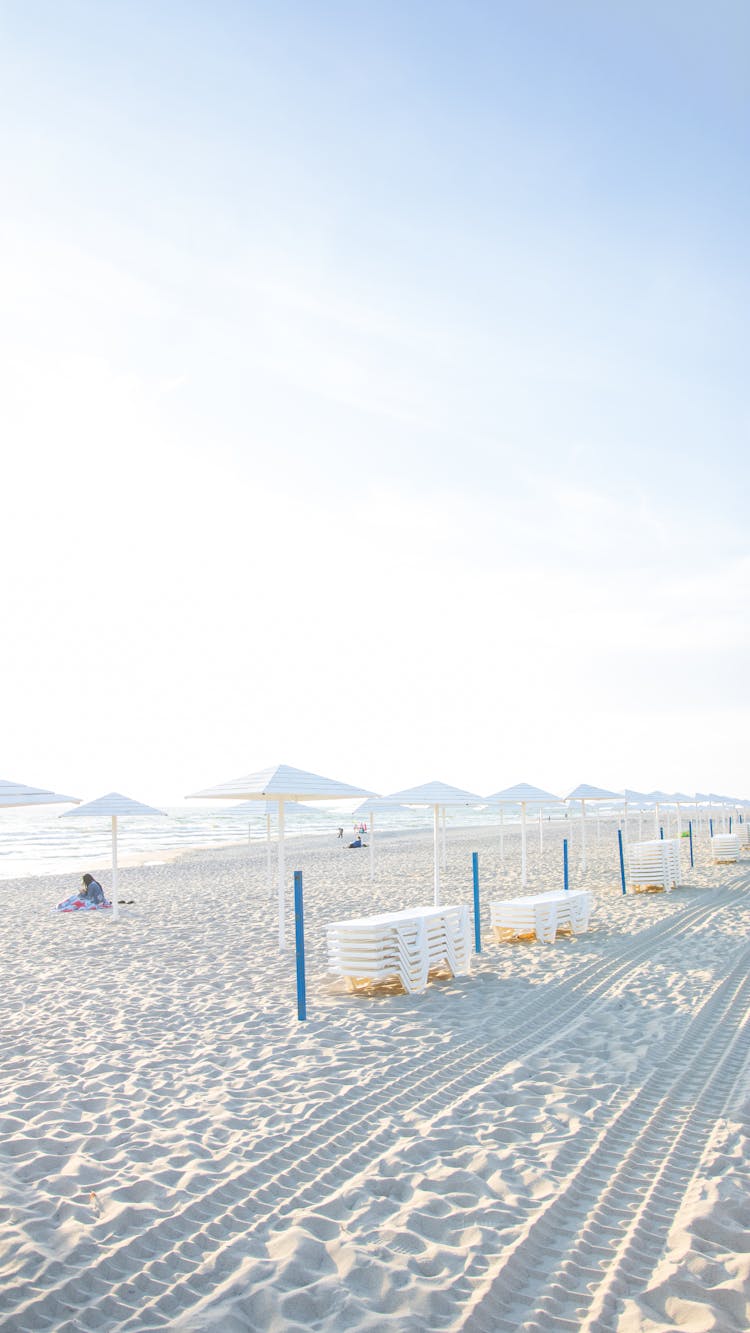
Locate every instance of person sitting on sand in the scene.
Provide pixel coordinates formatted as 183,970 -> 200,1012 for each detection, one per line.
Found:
348,837 -> 365,848
81,873 -> 105,905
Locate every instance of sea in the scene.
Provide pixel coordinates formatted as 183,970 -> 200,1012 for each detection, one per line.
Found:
0,802 -> 527,881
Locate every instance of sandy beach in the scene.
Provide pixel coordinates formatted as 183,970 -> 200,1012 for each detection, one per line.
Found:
0,821 -> 748,1331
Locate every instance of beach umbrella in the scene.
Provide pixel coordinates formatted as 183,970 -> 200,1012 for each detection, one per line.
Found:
695,792 -> 713,834
351,797 -> 421,883
669,792 -> 695,835
230,799 -> 335,890
383,781 -> 483,906
565,784 -> 622,874
708,792 -> 736,832
0,778 -> 80,807
484,783 -> 561,887
188,764 -> 376,950
623,789 -> 653,840
711,792 -> 737,831
61,792 -> 168,920
645,790 -> 673,837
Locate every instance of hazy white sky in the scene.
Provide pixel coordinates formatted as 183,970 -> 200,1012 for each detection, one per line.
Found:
2,1 -> 748,804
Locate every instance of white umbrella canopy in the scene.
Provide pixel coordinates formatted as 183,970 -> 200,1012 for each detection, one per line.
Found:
623,788 -> 652,805
669,791 -> 696,834
188,764 -> 376,949
706,791 -> 738,831
484,783 -> 561,887
645,790 -> 673,837
383,780 -> 484,905
62,792 -> 168,920
623,789 -> 654,839
565,784 -> 622,874
0,778 -> 80,807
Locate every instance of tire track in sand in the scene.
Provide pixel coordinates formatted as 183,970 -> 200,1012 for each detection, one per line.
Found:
459,946 -> 750,1332
2,882 -> 745,1331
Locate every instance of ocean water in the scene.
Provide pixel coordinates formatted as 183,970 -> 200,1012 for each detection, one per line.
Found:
0,802 -> 520,881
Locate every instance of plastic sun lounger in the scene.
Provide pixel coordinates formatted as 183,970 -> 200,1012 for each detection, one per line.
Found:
711,834 -> 740,864
326,904 -> 471,994
327,916 -> 471,993
626,839 -> 681,892
489,889 -> 593,944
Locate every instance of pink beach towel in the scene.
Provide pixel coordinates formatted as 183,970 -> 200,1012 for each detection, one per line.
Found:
54,896 -> 112,913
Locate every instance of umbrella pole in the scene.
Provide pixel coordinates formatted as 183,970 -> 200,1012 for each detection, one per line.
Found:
441,806 -> 447,870
581,800 -> 587,874
369,809 -> 374,884
433,805 -> 440,906
538,808 -> 543,854
521,803 -> 527,887
500,807 -> 504,862
266,814 -> 272,892
277,798 -> 286,951
111,815 -> 119,919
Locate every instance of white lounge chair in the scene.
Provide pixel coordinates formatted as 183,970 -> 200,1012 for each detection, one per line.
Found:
626,839 -> 681,892
489,889 -> 594,944
327,904 -> 471,994
711,833 -> 740,864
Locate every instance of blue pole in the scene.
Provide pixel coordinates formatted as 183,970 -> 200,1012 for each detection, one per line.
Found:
659,826 -> 664,839
709,817 -> 714,838
293,870 -> 307,1022
472,851 -> 481,953
688,819 -> 694,868
563,838 -> 569,891
618,828 -> 626,895
729,815 -> 733,833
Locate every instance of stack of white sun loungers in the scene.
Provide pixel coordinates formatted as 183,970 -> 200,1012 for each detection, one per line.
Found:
627,838 -> 682,891
489,889 -> 594,944
711,833 -> 741,863
326,904 -> 471,994
735,823 -> 750,848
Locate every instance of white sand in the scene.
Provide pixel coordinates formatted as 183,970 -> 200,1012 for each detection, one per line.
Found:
0,821 -> 748,1331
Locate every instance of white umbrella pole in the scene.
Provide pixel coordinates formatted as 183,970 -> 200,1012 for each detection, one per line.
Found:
441,806 -> 447,870
639,808 -> 643,840
581,800 -> 587,874
654,804 -> 660,837
369,809 -> 375,884
277,798 -> 286,952
500,807 -> 504,862
433,805 -> 440,906
538,808 -> 543,854
521,803 -> 527,887
111,815 -> 119,920
266,813 -> 272,892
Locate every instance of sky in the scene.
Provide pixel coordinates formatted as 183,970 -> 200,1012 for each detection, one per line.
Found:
1,0 -> 748,805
